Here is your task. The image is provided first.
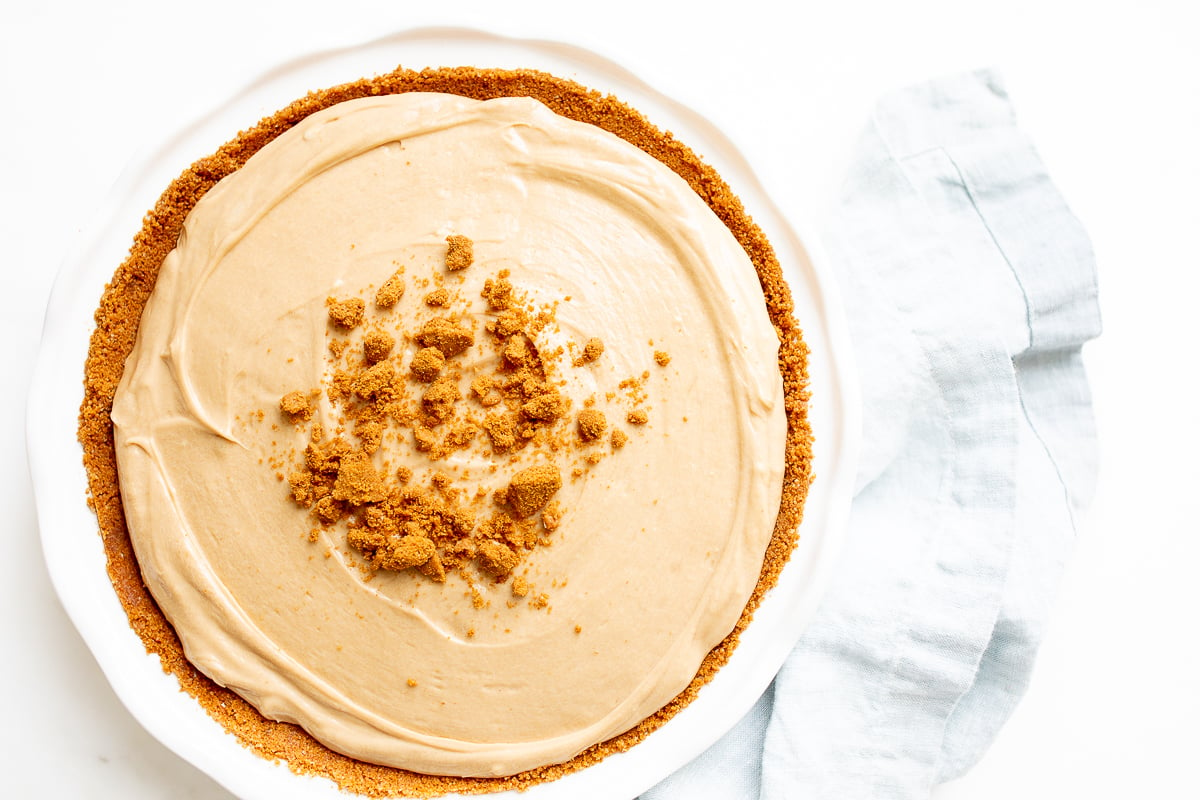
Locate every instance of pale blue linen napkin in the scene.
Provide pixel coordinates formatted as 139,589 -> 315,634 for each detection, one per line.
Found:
643,68 -> 1101,799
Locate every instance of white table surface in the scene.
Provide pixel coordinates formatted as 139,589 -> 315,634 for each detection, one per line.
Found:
3,1 -> 1197,797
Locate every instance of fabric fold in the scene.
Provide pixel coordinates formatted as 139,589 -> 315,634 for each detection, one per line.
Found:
643,68 -> 1100,800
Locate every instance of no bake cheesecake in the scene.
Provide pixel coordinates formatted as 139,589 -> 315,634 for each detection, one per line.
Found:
79,67 -> 813,796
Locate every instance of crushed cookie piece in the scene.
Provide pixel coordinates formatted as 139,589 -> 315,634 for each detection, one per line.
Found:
576,409 -> 607,441
331,451 -> 386,505
477,539 -> 518,576
313,495 -> 344,524
530,592 -> 549,610
288,471 -> 315,506
375,534 -> 435,571
362,330 -> 394,363
442,422 -> 477,451
327,297 -> 365,328
424,287 -> 450,307
627,409 -> 649,425
512,576 -> 530,597
482,413 -> 518,453
521,389 -> 565,422
470,374 -> 502,407
419,551 -> 446,582
542,501 -> 564,532
374,271 -> 405,308
280,391 -> 312,421
421,376 -> 460,423
612,429 -> 629,449
585,452 -> 603,465
573,337 -> 604,366
415,317 -> 474,357
407,678 -> 418,688
304,436 -> 349,474
356,421 -> 383,454
574,625 -> 582,634
654,350 -> 671,366
352,361 -> 394,399
502,335 -> 535,369
445,235 -> 474,271
508,464 -> 562,518
489,309 -> 524,338
413,425 -> 436,452
409,346 -> 445,382
481,270 -> 514,310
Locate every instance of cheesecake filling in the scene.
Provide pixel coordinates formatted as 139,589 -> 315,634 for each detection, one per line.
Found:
111,92 -> 786,777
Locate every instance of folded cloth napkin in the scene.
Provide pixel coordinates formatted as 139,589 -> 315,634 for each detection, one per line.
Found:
643,69 -> 1101,799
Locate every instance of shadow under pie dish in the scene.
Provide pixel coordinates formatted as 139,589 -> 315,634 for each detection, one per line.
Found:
77,65 -> 813,795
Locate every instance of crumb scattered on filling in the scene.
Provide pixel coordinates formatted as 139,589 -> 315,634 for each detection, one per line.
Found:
576,409 -> 606,441
327,297 -> 365,328
573,336 -> 604,366
280,391 -> 312,422
445,234 -> 474,271
424,287 -> 450,307
375,271 -> 405,308
274,235 -> 657,600
363,331 -> 395,364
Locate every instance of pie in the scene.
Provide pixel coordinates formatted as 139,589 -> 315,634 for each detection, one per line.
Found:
79,66 -> 812,795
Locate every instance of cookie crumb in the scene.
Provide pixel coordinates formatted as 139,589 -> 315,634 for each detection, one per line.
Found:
521,390 -> 565,422
413,426 -> 436,452
508,464 -> 562,518
421,377 -> 461,423
327,297 -> 365,328
471,374 -> 502,407
362,330 -> 394,363
424,287 -> 450,307
573,337 -> 604,366
612,429 -> 629,449
542,500 -> 564,532
482,413 -> 518,453
415,317 -> 474,357
654,350 -> 671,366
576,409 -> 606,441
331,451 -> 386,505
352,362 -> 394,399
627,409 -> 648,425
280,391 -> 312,421
409,347 -> 446,383
374,534 -> 435,571
375,271 -> 405,308
481,271 -> 513,310
512,576 -> 529,597
445,235 -> 473,271
477,539 -> 518,576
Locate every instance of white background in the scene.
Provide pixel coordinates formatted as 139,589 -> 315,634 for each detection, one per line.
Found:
3,1 -> 1197,798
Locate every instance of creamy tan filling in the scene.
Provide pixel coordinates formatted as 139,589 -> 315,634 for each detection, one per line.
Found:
111,93 -> 786,777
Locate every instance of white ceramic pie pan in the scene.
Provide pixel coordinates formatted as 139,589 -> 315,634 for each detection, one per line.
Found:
27,27 -> 860,800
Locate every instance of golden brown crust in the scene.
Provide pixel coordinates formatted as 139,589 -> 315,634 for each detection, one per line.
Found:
78,65 -> 814,797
